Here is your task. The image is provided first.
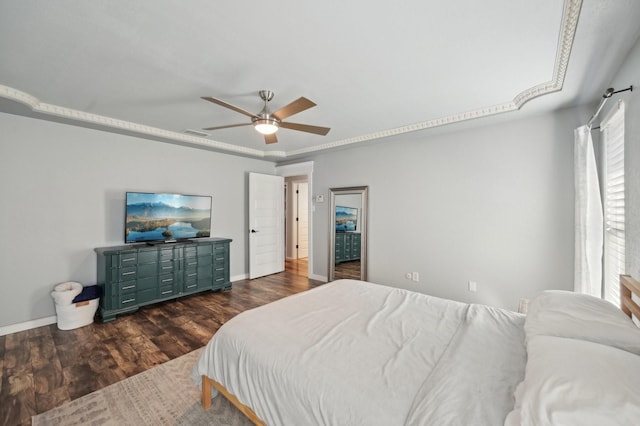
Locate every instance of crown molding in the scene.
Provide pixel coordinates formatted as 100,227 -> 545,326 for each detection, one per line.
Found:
288,0 -> 582,158
0,0 -> 581,161
0,85 -> 273,158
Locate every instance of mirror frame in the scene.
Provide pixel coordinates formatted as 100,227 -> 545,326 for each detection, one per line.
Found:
329,186 -> 368,281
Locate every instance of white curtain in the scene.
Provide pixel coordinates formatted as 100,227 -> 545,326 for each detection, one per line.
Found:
574,125 -> 603,296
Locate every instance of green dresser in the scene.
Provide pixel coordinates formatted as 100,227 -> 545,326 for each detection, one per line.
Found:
95,238 -> 232,322
335,233 -> 361,264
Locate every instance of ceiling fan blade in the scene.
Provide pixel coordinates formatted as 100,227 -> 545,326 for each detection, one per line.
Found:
202,123 -> 253,131
264,133 -> 278,144
272,97 -> 316,120
201,96 -> 257,118
280,121 -> 331,136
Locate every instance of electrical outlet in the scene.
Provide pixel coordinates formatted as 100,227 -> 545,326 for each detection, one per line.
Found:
468,281 -> 477,292
316,194 -> 324,203
412,272 -> 419,282
405,272 -> 412,280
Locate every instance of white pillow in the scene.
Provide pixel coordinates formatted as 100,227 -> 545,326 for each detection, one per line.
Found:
511,335 -> 640,426
525,290 -> 640,355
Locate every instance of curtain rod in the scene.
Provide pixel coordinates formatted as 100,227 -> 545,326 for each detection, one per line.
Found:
588,85 -> 633,129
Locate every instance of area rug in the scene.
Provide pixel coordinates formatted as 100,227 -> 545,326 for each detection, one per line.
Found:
32,348 -> 253,426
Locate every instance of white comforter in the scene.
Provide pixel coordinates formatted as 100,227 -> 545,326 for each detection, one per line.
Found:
191,279 -> 526,425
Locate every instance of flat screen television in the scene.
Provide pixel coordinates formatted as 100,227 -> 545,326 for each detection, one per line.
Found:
335,206 -> 358,232
125,192 -> 212,244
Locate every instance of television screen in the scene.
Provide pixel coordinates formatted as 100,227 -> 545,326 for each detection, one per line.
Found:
335,206 -> 357,232
125,192 -> 212,243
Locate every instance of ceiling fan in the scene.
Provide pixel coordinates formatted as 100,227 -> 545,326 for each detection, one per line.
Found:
201,90 -> 330,144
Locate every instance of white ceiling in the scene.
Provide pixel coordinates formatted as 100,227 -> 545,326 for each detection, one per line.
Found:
1,0 -> 639,160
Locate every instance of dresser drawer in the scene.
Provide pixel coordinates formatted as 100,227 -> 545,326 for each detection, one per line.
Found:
183,281 -> 198,292
159,248 -> 175,260
119,252 -> 138,266
138,249 -> 158,264
158,274 -> 175,286
137,263 -> 157,278
197,255 -> 213,266
197,264 -> 213,278
158,285 -> 175,298
137,276 -> 158,291
119,294 -> 137,308
184,268 -> 198,281
184,246 -> 197,257
119,266 -> 137,281
136,288 -> 156,305
159,259 -> 175,273
197,244 -> 213,256
120,282 -> 137,294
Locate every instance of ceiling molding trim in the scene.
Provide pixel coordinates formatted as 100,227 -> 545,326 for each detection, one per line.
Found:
285,102 -> 519,157
285,0 -> 582,158
513,0 -> 582,108
0,85 -> 270,158
0,0 -> 582,160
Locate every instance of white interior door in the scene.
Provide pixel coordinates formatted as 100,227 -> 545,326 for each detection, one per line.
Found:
249,173 -> 285,279
296,182 -> 309,258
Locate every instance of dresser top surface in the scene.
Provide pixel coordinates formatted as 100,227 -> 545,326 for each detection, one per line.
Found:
95,237 -> 232,254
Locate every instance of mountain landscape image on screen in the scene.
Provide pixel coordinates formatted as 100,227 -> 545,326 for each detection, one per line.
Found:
336,206 -> 357,232
125,193 -> 211,243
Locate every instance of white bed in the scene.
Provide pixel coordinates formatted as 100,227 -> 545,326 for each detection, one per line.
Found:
192,277 -> 640,425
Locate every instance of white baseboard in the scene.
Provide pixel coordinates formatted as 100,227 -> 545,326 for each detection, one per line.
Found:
310,273 -> 328,282
230,273 -> 249,282
0,315 -> 57,336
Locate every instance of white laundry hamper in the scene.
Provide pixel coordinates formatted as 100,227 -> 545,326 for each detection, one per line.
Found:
51,282 -> 100,330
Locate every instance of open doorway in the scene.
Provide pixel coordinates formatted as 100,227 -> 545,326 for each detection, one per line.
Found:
284,175 -> 309,277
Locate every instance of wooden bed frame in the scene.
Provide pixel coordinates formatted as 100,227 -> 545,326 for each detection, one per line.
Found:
620,274 -> 640,319
201,275 -> 640,425
201,375 -> 266,426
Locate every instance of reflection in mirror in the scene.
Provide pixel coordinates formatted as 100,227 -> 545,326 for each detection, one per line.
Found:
329,186 -> 368,281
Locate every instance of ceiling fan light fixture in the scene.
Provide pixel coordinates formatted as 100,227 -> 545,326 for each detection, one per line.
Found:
253,118 -> 279,135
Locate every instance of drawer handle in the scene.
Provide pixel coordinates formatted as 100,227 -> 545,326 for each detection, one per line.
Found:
162,278 -> 173,283
215,267 -> 224,271
216,278 -> 223,282
186,284 -> 196,289
161,290 -> 172,295
162,266 -> 172,270
188,262 -> 197,266
188,273 -> 197,277
161,259 -> 171,263
122,285 -> 135,290
122,271 -> 136,276
122,258 -> 135,262
122,298 -> 135,304
215,257 -> 224,261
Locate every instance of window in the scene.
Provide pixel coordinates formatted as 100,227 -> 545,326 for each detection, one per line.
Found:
601,101 -> 625,304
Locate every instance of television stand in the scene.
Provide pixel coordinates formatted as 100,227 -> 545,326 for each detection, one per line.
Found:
96,238 -> 232,322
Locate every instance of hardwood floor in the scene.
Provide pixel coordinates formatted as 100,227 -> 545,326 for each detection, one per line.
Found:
285,257 -> 308,277
0,271 -> 324,426
335,260 -> 361,280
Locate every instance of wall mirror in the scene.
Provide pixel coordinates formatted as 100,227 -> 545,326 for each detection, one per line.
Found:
329,186 -> 368,281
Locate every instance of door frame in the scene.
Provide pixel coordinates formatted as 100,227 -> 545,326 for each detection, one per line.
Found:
276,161 -> 319,280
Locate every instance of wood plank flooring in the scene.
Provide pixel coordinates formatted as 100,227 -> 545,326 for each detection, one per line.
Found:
1,266 -> 323,426
335,260 -> 361,280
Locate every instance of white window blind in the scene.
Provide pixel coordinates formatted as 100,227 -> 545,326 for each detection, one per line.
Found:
601,101 -> 625,304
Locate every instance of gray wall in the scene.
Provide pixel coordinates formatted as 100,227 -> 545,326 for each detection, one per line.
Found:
0,112 -> 275,327
306,108 -> 581,310
606,36 -> 640,279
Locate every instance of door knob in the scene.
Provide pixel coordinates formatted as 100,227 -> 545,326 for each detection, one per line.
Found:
251,229 -> 259,233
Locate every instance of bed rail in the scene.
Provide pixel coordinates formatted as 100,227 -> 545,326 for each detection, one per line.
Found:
620,275 -> 640,320
202,375 -> 266,426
